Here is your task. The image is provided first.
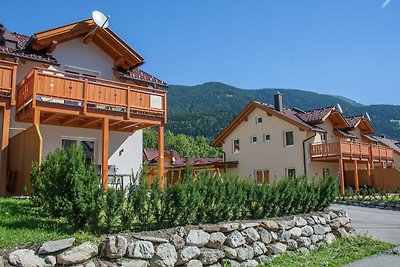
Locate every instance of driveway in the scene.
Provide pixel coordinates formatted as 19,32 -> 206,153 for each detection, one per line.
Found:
331,204 -> 400,245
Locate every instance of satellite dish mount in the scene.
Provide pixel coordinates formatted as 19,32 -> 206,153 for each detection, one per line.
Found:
83,11 -> 110,44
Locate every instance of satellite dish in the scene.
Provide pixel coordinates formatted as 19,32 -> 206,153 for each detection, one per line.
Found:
92,11 -> 110,29
366,112 -> 371,121
336,103 -> 343,113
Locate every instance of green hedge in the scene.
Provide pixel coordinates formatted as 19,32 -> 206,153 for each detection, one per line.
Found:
31,147 -> 338,233
117,170 -> 338,231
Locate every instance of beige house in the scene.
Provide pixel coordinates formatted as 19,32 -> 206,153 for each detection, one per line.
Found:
212,93 -> 398,193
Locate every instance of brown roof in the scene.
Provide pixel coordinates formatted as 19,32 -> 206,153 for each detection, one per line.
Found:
115,68 -> 167,87
0,31 -> 57,64
296,107 -> 335,125
346,115 -> 364,128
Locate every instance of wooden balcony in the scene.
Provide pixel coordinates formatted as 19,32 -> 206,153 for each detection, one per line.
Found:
310,141 -> 394,162
0,60 -> 17,105
15,67 -> 167,131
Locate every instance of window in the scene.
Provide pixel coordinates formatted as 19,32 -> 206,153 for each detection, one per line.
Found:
323,168 -> 330,178
286,168 -> 296,179
232,139 -> 240,154
284,131 -> 294,147
256,117 -> 263,124
321,132 -> 327,143
264,133 -> 271,143
255,169 -> 270,184
62,138 -> 95,165
251,136 -> 257,144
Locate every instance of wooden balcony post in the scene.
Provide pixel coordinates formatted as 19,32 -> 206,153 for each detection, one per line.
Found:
0,103 -> 10,196
11,65 -> 17,106
83,79 -> 88,115
367,162 -> 374,188
158,123 -> 165,190
126,86 -> 131,120
32,69 -> 39,107
339,158 -> 345,195
354,160 -> 359,193
102,117 -> 109,190
380,162 -> 385,169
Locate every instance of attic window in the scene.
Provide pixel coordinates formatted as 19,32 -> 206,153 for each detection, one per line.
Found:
256,117 -> 263,124
5,40 -> 17,49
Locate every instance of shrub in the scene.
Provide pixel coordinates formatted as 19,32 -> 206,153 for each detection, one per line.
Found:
31,145 -> 103,229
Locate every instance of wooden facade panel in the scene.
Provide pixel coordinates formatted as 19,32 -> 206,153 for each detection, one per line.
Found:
7,125 -> 42,195
0,60 -> 17,96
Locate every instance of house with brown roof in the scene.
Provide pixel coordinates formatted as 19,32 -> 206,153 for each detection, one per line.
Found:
0,17 -> 167,196
143,149 -> 238,185
212,93 -> 398,193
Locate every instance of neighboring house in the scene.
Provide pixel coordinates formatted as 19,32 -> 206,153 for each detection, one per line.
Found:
371,136 -> 400,169
0,18 -> 167,196
143,149 -> 238,185
212,93 -> 397,193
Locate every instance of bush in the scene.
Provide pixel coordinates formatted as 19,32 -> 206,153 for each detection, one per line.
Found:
31,145 -> 103,229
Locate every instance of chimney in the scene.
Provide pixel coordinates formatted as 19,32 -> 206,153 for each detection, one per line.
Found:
274,92 -> 283,112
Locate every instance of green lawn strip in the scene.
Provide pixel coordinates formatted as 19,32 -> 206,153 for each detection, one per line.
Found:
0,198 -> 95,249
260,236 -> 395,267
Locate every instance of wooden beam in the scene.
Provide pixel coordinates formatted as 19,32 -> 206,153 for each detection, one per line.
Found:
83,28 -> 97,44
158,123 -> 165,190
41,113 -> 58,124
339,158 -> 345,195
114,56 -> 126,68
81,118 -> 102,128
118,122 -> 141,131
46,40 -> 58,54
0,105 -> 10,196
354,160 -> 359,193
102,117 -> 109,190
61,116 -> 81,126
109,120 -> 121,127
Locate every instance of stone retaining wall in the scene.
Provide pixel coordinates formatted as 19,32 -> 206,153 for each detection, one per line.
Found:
335,199 -> 400,211
1,210 -> 352,267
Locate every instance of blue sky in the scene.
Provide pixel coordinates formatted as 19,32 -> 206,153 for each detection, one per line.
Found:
1,1 -> 399,105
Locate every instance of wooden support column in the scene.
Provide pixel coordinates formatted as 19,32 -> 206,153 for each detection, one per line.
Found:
380,162 -> 385,169
0,104 -> 10,196
339,158 -> 345,195
354,160 -> 359,193
102,118 -> 109,190
33,109 -> 40,125
158,124 -> 165,190
367,162 -> 371,187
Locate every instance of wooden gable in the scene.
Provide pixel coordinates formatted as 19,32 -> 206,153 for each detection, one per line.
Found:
28,19 -> 143,70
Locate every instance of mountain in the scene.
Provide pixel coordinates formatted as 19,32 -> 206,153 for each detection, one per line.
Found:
165,82 -> 400,141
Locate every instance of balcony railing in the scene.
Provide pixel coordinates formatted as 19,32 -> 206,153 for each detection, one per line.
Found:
310,141 -> 394,162
16,67 -> 167,121
0,60 -> 17,104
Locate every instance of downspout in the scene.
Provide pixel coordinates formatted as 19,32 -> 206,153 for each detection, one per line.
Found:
302,130 -> 317,177
222,151 -> 227,173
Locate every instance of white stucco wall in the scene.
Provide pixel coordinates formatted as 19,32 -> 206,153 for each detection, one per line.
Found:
51,38 -> 115,80
222,108 -> 308,183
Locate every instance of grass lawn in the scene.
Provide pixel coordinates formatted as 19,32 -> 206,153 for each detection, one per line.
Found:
0,198 -> 95,249
260,236 -> 395,267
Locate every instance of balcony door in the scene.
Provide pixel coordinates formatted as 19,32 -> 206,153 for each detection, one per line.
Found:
62,138 -> 96,165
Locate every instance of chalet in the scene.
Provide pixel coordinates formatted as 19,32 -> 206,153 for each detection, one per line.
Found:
212,93 -> 399,193
143,149 -> 238,185
0,17 -> 167,196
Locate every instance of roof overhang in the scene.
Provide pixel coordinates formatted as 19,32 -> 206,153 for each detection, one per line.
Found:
211,101 -> 312,147
354,117 -> 374,134
324,108 -> 350,128
27,19 -> 144,70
